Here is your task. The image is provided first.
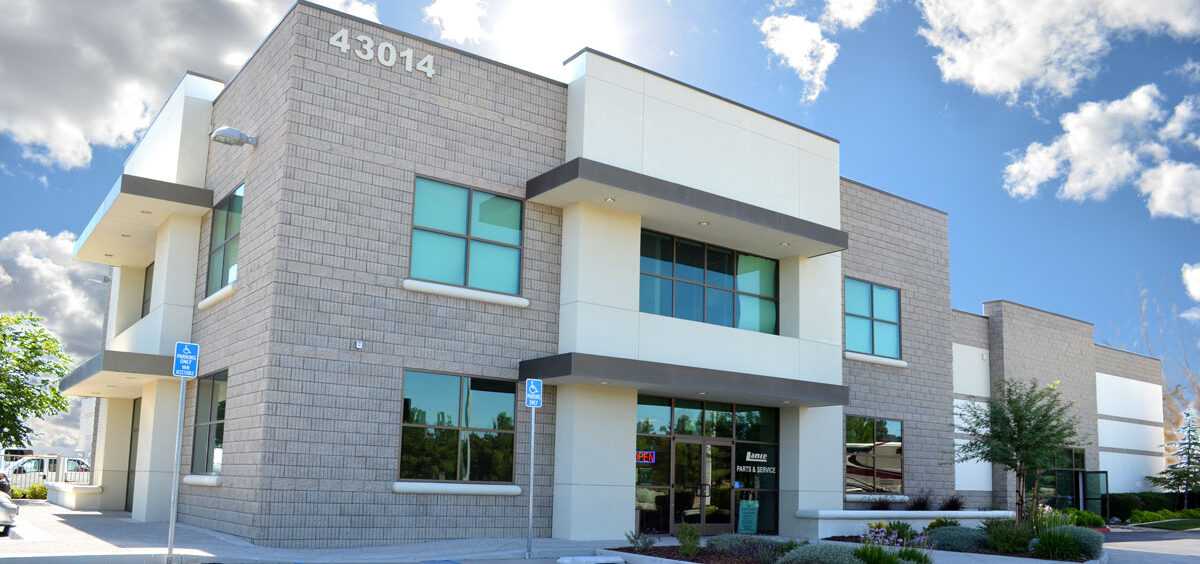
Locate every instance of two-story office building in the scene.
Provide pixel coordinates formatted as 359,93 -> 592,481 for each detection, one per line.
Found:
52,2 -> 1165,548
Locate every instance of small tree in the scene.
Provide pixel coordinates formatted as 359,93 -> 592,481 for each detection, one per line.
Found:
0,313 -> 72,448
1147,409 -> 1200,508
956,379 -> 1080,524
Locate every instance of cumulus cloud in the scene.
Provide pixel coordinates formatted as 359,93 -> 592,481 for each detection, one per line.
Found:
0,230 -> 108,450
424,0 -> 488,44
1160,95 -> 1200,150
760,15 -> 839,102
420,0 -> 633,80
0,0 -> 377,170
918,0 -> 1200,101
1004,84 -> 1168,201
1137,161 -> 1200,220
1171,58 -> 1200,83
822,0 -> 879,30
1184,263 -> 1200,302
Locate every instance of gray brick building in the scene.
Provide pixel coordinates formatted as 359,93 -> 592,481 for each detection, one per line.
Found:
54,1 -> 1164,548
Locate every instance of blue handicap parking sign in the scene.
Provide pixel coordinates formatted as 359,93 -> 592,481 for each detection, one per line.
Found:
525,379 -> 542,408
173,342 -> 199,378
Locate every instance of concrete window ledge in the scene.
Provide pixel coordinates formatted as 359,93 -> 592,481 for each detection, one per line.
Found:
845,493 -> 909,503
401,279 -> 530,308
197,283 -> 237,310
795,509 -> 1016,538
391,482 -> 522,496
182,475 -> 223,487
46,482 -> 104,510
844,351 -> 908,368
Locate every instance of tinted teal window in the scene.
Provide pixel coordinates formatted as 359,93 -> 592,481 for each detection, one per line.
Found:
411,230 -> 466,285
640,231 -> 673,276
706,247 -> 734,288
675,282 -> 704,322
845,316 -> 872,353
411,178 -> 522,294
844,278 -> 901,359
737,295 -> 777,334
207,185 -> 244,296
464,378 -> 515,431
844,278 -> 871,317
467,241 -> 519,294
705,288 -> 734,327
640,274 -> 672,316
675,240 -> 705,283
414,178 -> 469,234
736,254 -> 776,298
471,192 -> 521,245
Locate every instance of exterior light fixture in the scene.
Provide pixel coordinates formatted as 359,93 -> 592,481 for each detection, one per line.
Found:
211,126 -> 258,147
698,221 -> 710,226
120,234 -> 131,238
697,391 -> 708,396
780,242 -> 791,247
604,197 -> 616,203
88,274 -> 112,284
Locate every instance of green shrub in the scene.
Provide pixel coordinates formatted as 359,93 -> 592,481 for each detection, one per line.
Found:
1184,508 -> 1200,519
922,516 -> 960,532
675,522 -> 701,557
1135,491 -> 1176,512
1105,493 -> 1139,521
777,543 -> 861,564
905,490 -> 932,511
1063,508 -> 1105,528
983,519 -> 1032,554
1132,507 -> 1200,523
26,483 -> 46,500
938,494 -> 965,511
854,543 -> 901,564
885,520 -> 915,543
756,540 -> 806,564
894,546 -> 933,564
926,526 -> 987,553
1032,529 -> 1083,560
1049,526 -> 1103,560
706,534 -> 777,557
624,530 -> 656,553
9,487 -> 26,499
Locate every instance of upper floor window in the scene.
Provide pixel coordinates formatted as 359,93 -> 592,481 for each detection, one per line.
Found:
140,262 -> 154,318
844,278 -> 900,358
410,178 -> 522,295
639,230 -> 778,334
191,370 -> 227,474
206,185 -> 243,296
845,416 -> 903,494
400,371 -> 516,482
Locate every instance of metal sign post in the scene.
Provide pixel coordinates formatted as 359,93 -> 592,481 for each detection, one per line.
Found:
167,342 -> 199,564
524,378 -> 542,560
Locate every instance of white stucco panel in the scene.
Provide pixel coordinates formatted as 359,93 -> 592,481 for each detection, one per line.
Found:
953,399 -> 987,431
1100,451 -> 1165,493
954,439 -> 993,491
1098,419 -> 1164,452
637,313 -> 803,379
952,343 -> 990,397
1095,373 -> 1163,423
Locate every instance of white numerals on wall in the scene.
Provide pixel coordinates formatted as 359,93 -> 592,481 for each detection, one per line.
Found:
328,29 -> 436,78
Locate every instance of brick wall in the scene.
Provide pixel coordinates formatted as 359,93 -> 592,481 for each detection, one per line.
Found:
840,178 -> 956,507
181,3 -> 567,548
951,310 -> 989,350
1094,344 -> 1161,385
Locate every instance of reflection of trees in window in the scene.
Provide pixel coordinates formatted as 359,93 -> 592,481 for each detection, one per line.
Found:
399,371 -> 516,482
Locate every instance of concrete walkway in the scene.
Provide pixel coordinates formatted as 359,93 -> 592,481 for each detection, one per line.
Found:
1103,527 -> 1200,563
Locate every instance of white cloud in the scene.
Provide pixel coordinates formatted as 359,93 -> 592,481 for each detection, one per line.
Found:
1160,95 -> 1200,150
424,0 -> 488,44
1184,263 -> 1200,301
1170,58 -> 1200,83
0,0 -> 377,170
822,0 -> 879,30
1003,84 -> 1169,201
1137,161 -> 1200,220
422,0 -> 633,80
918,0 -> 1200,101
1182,307 -> 1200,321
760,15 -> 839,102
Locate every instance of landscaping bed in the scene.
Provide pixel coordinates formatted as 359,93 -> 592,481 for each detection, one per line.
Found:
1139,519 -> 1200,531
609,545 -> 758,564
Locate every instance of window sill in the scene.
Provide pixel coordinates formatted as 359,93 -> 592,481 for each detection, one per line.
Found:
390,482 -> 522,496
845,493 -> 909,503
182,475 -> 222,487
197,284 -> 237,311
401,279 -> 529,308
844,351 -> 908,368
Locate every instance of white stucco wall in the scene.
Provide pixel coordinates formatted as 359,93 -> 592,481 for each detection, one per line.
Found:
952,343 -> 990,397
1095,373 -> 1163,423
1098,419 -> 1165,452
954,438 -> 992,491
1100,451 -> 1166,493
124,73 -> 222,188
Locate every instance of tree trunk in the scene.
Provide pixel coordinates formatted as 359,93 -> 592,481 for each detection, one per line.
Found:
1015,468 -> 1026,526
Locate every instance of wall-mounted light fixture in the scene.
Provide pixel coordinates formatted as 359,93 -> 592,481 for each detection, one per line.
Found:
211,126 -> 258,147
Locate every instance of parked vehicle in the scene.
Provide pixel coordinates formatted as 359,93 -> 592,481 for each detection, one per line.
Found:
0,474 -> 15,537
2,455 -> 90,489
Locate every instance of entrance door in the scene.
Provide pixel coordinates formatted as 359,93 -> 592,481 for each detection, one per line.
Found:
673,438 -> 734,535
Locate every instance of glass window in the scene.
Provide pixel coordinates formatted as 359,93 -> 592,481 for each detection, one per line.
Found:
191,371 -> 228,474
736,405 -> 778,443
206,185 -> 243,296
674,400 -> 704,436
410,177 -> 523,295
636,396 -> 672,435
399,371 -> 516,483
638,230 -> 779,334
844,278 -> 901,359
844,416 -> 903,493
141,262 -> 154,318
706,402 -> 734,438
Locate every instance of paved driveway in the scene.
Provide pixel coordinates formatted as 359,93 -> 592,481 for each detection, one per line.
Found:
1105,528 -> 1200,563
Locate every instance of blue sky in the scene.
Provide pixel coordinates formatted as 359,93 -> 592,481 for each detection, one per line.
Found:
1,0 -> 1198,442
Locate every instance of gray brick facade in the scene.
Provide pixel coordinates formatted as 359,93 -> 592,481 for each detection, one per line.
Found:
839,178 -> 956,507
178,4 -> 566,547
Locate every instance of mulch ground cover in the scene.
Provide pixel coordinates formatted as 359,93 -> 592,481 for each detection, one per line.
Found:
820,536 -> 1087,562
610,546 -> 758,564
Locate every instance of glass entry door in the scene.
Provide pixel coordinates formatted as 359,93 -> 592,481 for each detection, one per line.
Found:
673,438 -> 733,535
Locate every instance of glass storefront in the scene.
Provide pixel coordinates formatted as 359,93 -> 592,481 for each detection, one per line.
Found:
635,395 -> 779,535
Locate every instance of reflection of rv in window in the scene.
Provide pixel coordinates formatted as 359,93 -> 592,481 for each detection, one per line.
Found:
2,448 -> 32,464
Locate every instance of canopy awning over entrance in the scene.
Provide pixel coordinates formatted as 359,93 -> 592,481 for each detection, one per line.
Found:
60,349 -> 176,398
519,352 -> 849,408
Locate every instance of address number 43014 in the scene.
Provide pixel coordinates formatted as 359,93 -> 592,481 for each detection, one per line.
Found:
329,29 -> 435,78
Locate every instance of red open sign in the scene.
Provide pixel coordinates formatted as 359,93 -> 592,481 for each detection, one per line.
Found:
635,451 -> 656,463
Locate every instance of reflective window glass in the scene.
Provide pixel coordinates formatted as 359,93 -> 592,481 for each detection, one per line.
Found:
735,443 -> 778,489
635,436 -> 671,486
411,230 -> 467,286
845,316 -> 872,353
403,371 -> 459,426
873,322 -> 900,358
400,427 -> 458,480
872,285 -> 899,322
736,254 -> 776,298
467,241 -> 520,294
636,396 -> 672,435
844,278 -> 871,317
706,247 -> 734,288
735,405 -> 777,443
705,288 -> 734,327
675,282 -> 704,322
675,239 -> 705,283
844,278 -> 901,358
471,192 -> 522,245
191,371 -> 228,474
411,178 -> 522,295
464,378 -> 515,431
640,231 -> 673,276
207,185 -> 244,296
414,178 -> 469,234
461,431 -> 513,482
674,400 -> 703,436
639,274 -> 672,316
845,416 -> 903,493
401,372 -> 516,483
706,402 -> 733,438
736,295 -> 777,334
